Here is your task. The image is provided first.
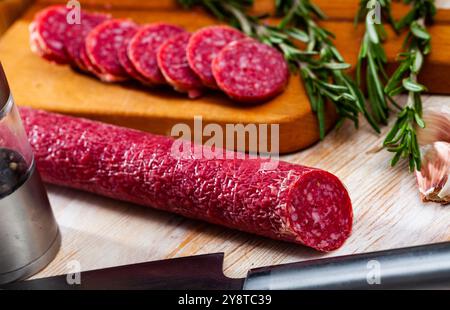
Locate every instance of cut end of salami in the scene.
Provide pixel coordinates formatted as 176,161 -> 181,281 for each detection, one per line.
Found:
287,170 -> 353,252
187,26 -> 246,89
157,32 -> 204,97
86,19 -> 139,82
31,5 -> 71,64
212,39 -> 289,103
128,23 -> 186,85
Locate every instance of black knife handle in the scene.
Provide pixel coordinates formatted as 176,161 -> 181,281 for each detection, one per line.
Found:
243,242 -> 450,290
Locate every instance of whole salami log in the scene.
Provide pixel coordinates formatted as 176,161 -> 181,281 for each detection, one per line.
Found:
20,107 -> 353,252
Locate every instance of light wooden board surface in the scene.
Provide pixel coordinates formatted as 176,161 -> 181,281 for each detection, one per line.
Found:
0,0 -> 445,280
32,95 -> 450,280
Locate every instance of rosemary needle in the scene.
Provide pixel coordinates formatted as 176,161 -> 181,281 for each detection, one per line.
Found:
355,0 -> 397,127
383,0 -> 436,171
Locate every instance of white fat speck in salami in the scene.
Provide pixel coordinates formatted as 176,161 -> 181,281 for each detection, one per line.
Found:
31,5 -> 70,64
65,11 -> 110,72
186,26 -> 246,89
85,19 -> 139,82
128,23 -> 185,85
157,33 -> 204,99
286,169 -> 353,251
212,38 -> 289,103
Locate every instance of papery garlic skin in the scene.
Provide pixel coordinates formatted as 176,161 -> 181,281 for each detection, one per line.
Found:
415,142 -> 450,205
438,176 -> 450,201
417,107 -> 450,146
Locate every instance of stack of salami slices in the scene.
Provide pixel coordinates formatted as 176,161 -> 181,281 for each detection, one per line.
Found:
30,6 -> 290,103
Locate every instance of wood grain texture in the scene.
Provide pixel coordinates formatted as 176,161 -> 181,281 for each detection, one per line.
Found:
1,2 -> 450,155
31,95 -> 450,280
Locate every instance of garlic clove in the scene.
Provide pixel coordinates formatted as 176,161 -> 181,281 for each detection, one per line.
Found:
417,108 -> 450,146
415,142 -> 450,205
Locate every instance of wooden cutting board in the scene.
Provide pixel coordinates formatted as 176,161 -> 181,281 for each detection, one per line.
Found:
0,0 -> 33,35
37,0 -> 450,23
0,0 -> 449,155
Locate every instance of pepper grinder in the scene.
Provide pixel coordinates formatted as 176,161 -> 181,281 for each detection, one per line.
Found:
0,63 -> 61,284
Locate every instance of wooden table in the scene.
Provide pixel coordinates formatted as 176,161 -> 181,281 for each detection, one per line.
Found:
0,0 -> 446,280
32,95 -> 449,280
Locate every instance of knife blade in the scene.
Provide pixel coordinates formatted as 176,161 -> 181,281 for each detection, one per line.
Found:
1,253 -> 244,290
3,242 -> 450,290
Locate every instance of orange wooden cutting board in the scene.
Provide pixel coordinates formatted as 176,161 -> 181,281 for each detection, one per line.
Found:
37,0 -> 450,23
0,0 -> 33,35
0,1 -> 449,154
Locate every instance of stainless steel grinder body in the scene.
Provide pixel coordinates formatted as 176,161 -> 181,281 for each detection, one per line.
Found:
0,64 -> 60,284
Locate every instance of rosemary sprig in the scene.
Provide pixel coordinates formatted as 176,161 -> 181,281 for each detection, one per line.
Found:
178,0 -> 374,139
276,0 -> 379,138
383,0 -> 436,171
355,0 -> 397,127
178,0 -> 257,32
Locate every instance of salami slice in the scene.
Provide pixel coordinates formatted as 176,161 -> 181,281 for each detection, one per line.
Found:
20,107 -> 353,252
85,19 -> 139,82
65,11 -> 110,71
186,26 -> 246,89
116,27 -> 151,85
79,45 -> 104,77
212,39 -> 289,103
30,22 -> 51,59
157,32 -> 204,98
128,23 -> 185,85
32,5 -> 70,64
30,21 -> 69,64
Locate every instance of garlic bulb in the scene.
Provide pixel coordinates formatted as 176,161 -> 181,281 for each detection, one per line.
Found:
415,106 -> 450,205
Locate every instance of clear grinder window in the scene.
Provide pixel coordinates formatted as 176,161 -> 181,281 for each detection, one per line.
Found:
0,63 -> 60,285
